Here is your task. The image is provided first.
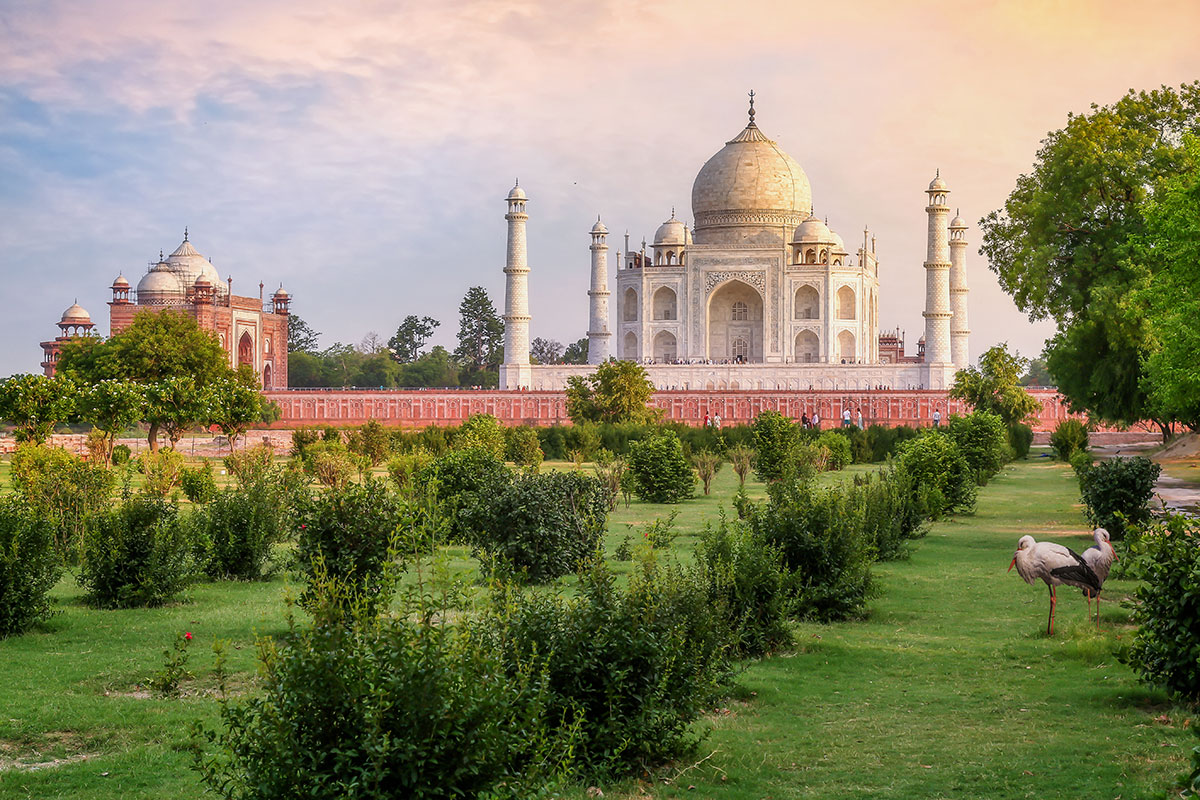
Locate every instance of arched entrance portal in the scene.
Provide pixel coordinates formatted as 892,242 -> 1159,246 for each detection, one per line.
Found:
706,280 -> 763,363
238,331 -> 254,369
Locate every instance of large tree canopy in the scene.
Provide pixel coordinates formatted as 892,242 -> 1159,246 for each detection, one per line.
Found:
388,315 -> 440,363
57,309 -> 231,387
454,286 -> 503,383
565,360 -> 659,424
949,344 -> 1042,427
980,82 -> 1200,431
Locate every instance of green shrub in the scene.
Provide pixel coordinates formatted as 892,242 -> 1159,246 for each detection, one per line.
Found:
816,431 -> 852,471
505,426 -> 544,470
850,467 -> 927,561
1049,418 -> 1089,462
947,411 -> 1010,485
110,444 -> 132,466
748,482 -> 877,622
295,479 -> 416,606
454,414 -> 507,460
864,424 -> 920,463
386,450 -> 434,493
196,483 -> 292,581
289,427 -> 321,460
828,426 -> 871,463
694,515 -> 792,657
0,499 -> 62,637
139,448 -> 186,498
479,559 -> 729,780
1007,423 -> 1034,460
416,448 -> 513,542
78,496 -> 194,608
194,581 -> 573,800
180,461 -> 218,504
301,441 -> 358,489
627,432 -> 695,503
1119,515 -> 1200,703
693,450 -> 722,494
895,433 -> 977,517
1070,450 -> 1094,482
752,410 -> 798,483
463,471 -> 610,582
10,443 -> 115,558
346,419 -> 391,466
1078,456 -> 1161,540
224,444 -> 276,486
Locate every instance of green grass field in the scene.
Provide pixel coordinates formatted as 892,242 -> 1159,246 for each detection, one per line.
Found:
0,456 -> 1193,799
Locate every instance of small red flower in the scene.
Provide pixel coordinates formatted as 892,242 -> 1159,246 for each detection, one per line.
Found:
300,524 -> 307,529
184,632 -> 193,641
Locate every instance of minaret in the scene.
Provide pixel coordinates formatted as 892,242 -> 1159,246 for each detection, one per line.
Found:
948,210 -> 971,369
922,171 -> 953,366
587,217 -> 611,364
501,181 -> 531,390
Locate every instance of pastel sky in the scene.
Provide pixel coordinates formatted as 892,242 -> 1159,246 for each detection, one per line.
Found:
3,0 -> 1199,377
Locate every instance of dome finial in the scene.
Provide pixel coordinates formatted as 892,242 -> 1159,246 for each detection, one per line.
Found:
183,226 -> 189,242
748,89 -> 756,124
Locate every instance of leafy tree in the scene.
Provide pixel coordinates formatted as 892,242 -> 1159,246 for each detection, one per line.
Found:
209,370 -> 269,452
752,410 -> 799,483
980,82 -> 1200,432
454,414 -> 507,460
388,315 -> 440,363
57,309 -> 230,387
355,353 -> 401,388
1133,134 -> 1200,431
286,351 -> 322,387
562,337 -> 589,365
530,337 -> 563,365
1018,357 -> 1053,387
949,343 -> 1042,426
316,342 -> 363,387
626,432 -> 695,503
78,379 -> 145,465
399,346 -> 460,388
0,374 -> 78,445
287,314 -> 321,354
565,361 -> 659,424
144,376 -> 210,451
454,286 -> 504,380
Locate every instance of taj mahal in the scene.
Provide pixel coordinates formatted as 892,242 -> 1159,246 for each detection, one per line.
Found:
499,96 -> 971,393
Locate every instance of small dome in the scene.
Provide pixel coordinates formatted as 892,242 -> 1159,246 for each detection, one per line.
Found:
194,274 -> 211,287
949,211 -> 968,229
112,274 -> 130,288
684,225 -> 693,245
507,183 -> 527,201
591,218 -> 608,235
654,214 -> 686,246
272,285 -> 289,298
793,213 -> 831,243
60,302 -> 91,324
137,263 -> 186,300
928,172 -> 948,192
829,229 -> 846,253
164,233 -> 225,296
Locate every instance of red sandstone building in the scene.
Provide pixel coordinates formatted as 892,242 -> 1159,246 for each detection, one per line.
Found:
40,231 -> 290,387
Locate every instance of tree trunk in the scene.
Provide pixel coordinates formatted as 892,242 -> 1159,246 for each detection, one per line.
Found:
147,421 -> 160,453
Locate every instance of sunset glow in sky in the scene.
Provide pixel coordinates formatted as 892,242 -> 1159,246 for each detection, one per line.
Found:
3,0 -> 1199,376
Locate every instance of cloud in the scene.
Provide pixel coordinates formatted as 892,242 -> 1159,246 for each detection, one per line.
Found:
2,0 -> 1198,374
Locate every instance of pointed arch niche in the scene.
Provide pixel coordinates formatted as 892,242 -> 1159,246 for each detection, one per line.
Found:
706,280 -> 763,363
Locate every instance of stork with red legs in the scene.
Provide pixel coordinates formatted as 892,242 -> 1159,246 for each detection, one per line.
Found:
1008,535 -> 1102,635
1081,528 -> 1118,630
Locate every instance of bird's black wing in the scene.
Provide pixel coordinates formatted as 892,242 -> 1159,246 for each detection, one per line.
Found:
1050,547 -> 1101,593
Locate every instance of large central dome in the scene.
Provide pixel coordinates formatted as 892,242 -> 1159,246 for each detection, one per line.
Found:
691,107 -> 812,246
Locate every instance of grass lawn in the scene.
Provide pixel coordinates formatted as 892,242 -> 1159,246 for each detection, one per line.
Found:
0,457 -> 1193,799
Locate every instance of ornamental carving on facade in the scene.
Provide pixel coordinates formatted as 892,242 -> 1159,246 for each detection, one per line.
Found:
704,270 -> 766,296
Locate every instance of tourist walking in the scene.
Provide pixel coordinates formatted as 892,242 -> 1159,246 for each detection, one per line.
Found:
933,409 -> 941,428
842,408 -> 852,428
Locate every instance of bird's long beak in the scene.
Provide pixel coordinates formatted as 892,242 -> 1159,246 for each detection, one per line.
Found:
1008,554 -> 1017,572
1110,542 -> 1118,561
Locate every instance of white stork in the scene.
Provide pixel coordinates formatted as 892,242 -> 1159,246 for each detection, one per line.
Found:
1008,535 -> 1101,635
1081,528 -> 1118,629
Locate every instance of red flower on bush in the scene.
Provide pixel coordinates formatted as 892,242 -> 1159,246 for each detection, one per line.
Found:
184,632 -> 193,641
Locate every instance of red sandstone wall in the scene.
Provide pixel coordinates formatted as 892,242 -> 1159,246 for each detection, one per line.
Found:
264,388 -> 1100,432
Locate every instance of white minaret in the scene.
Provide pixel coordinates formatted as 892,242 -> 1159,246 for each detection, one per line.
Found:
948,210 -> 971,369
922,171 -> 953,366
501,181 -> 532,390
587,217 -> 611,364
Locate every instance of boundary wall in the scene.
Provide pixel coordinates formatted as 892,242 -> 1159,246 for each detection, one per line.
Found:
264,388 -> 1103,432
